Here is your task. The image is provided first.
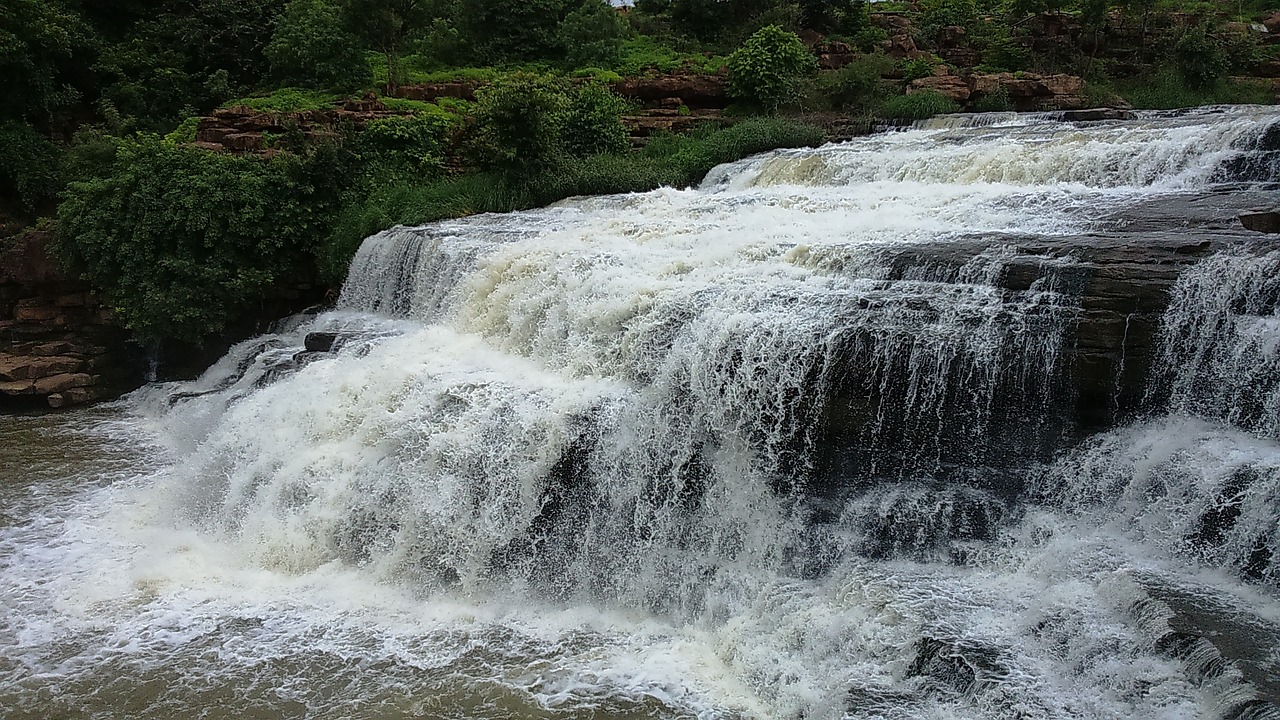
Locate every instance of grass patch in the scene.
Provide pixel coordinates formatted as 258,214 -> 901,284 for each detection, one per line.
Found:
1113,70 -> 1276,109
613,36 -> 726,76
881,91 -> 960,120
224,88 -> 345,112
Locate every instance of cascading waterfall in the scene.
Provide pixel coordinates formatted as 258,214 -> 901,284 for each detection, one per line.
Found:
3,105 -> 1280,720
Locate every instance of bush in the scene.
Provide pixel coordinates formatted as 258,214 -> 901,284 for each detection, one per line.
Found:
471,73 -> 572,172
881,90 -> 959,120
814,56 -> 892,111
727,24 -> 816,112
0,121 -> 64,209
267,0 -> 371,91
57,137 -> 353,340
1175,24 -> 1228,91
357,111 -> 456,187
971,85 -> 1013,112
226,88 -> 344,112
560,82 -> 630,157
470,73 -> 629,171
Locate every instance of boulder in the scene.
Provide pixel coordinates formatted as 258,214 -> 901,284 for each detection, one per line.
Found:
1264,11 -> 1280,33
304,331 -> 340,353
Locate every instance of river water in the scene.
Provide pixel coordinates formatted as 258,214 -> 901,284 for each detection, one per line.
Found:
3,106 -> 1279,719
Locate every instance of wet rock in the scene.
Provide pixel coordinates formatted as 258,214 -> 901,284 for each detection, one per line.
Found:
1059,107 -> 1135,121
1241,211 -> 1280,233
907,636 -> 1009,694
304,331 -> 340,353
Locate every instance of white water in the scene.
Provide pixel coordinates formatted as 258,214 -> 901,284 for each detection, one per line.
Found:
2,106 -> 1279,719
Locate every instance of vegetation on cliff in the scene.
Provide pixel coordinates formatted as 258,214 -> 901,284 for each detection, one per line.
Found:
2,0 -> 1277,344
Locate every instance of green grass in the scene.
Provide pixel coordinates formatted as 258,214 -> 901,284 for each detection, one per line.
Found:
612,36 -> 726,77
880,91 -> 960,120
224,88 -> 346,112
1113,70 -> 1276,109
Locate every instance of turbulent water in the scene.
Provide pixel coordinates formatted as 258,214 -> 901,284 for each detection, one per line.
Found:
3,106 -> 1280,720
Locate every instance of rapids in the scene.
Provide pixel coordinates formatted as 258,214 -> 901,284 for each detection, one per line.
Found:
2,105 -> 1279,719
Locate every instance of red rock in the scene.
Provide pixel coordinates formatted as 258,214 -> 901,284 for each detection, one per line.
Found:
13,303 -> 59,322
0,379 -> 35,395
1264,11 -> 1280,33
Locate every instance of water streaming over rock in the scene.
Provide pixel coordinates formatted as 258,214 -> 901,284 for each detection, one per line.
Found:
3,105 -> 1280,719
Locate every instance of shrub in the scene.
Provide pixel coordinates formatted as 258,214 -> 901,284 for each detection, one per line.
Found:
560,82 -> 630,157
357,111 -> 456,187
0,121 -> 64,210
727,25 -> 817,112
881,90 -> 959,120
226,88 -> 343,112
1175,24 -> 1228,91
469,73 -> 629,171
57,137 -> 352,340
267,0 -> 371,91
471,73 -> 571,172
902,55 -> 943,82
971,85 -> 1013,112
814,56 -> 892,111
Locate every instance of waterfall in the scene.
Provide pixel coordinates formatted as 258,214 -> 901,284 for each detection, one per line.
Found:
4,105 -> 1280,720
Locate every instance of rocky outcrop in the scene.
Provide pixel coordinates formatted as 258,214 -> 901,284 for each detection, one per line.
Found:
909,71 -> 1087,110
0,227 -> 138,409
623,107 -> 724,145
870,12 -> 925,59
613,73 -> 729,109
194,95 -> 412,155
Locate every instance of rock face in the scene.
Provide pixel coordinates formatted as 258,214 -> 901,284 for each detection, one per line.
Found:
0,227 -> 139,409
909,72 -> 1087,110
613,73 -> 729,109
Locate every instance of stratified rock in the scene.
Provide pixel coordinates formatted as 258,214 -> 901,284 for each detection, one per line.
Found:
1241,212 -> 1280,233
613,74 -> 729,109
33,373 -> 94,395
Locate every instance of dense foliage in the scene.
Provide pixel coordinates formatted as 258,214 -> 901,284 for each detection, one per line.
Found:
57,137 -> 352,340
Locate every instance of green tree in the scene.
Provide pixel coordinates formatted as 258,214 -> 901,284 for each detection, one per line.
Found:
342,0 -> 431,93
0,121 -> 65,209
1175,24 -> 1227,91
0,0 -> 97,124
267,0 -> 371,90
726,24 -> 816,112
558,0 -> 628,68
459,0 -> 570,63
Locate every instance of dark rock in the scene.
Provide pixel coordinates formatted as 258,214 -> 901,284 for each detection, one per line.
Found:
304,331 -> 340,353
1241,211 -> 1280,233
1059,107 -> 1135,122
